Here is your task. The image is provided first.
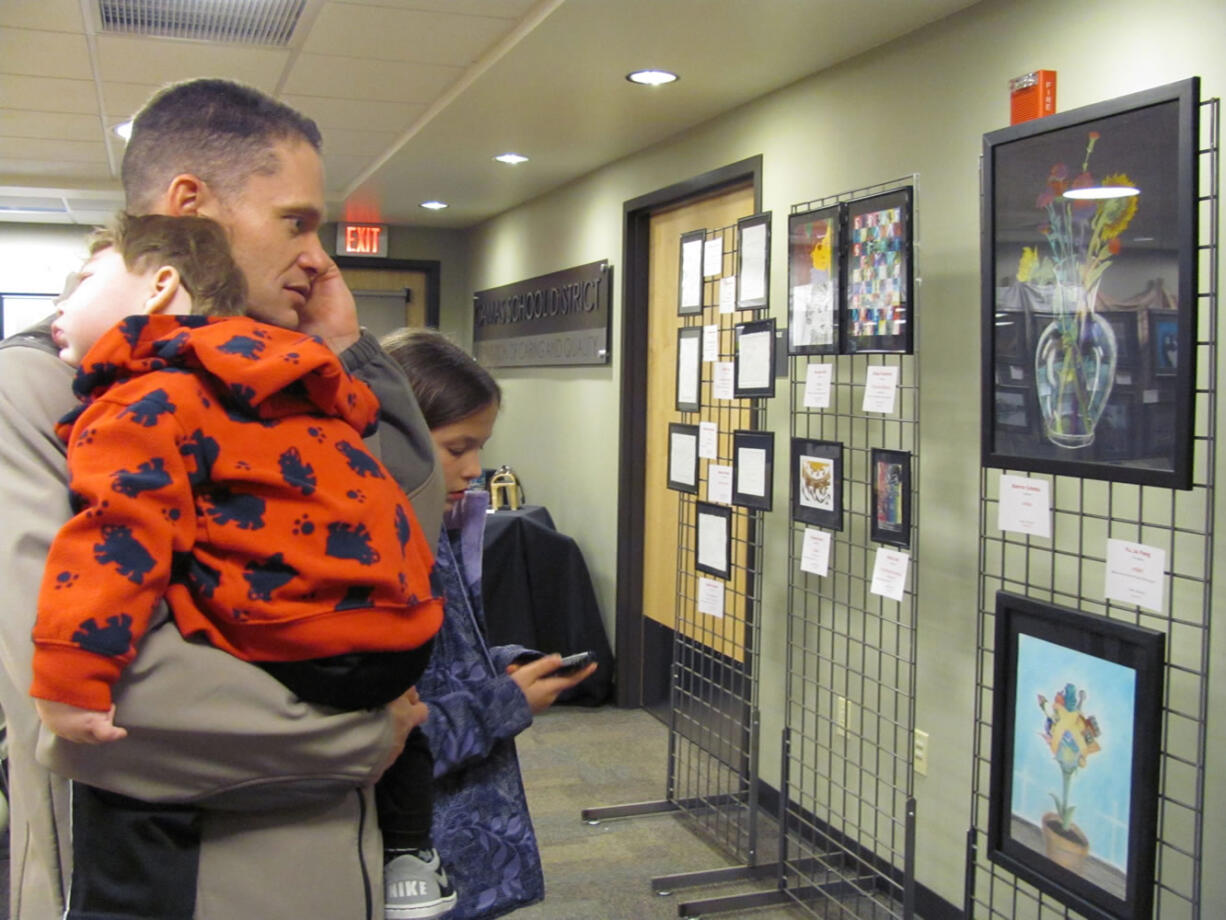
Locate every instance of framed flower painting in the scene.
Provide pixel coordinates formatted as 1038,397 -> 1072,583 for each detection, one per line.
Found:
980,78 -> 1199,489
987,591 -> 1165,920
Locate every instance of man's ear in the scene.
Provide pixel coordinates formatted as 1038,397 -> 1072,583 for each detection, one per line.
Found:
144,265 -> 186,315
164,174 -> 217,218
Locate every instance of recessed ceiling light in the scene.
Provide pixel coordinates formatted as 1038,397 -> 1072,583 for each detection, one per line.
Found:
626,69 -> 678,86
420,200 -> 448,210
114,120 -> 133,141
1063,186 -> 1139,200
494,152 -> 529,165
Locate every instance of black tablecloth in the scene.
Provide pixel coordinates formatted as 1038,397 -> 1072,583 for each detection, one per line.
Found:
481,506 -> 613,705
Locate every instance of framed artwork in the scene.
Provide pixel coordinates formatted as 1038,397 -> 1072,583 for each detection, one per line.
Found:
869,449 -> 910,548
675,325 -> 702,412
842,187 -> 913,355
733,318 -> 777,398
790,438 -> 843,530
731,429 -> 774,511
981,78 -> 1199,489
736,212 -> 771,311
988,591 -> 1165,920
667,423 -> 700,494
1147,308 -> 1179,377
1100,311 -> 1140,372
694,501 -> 732,579
787,205 -> 841,355
678,228 -> 706,315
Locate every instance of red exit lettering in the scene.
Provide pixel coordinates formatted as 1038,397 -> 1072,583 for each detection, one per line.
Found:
344,225 -> 383,254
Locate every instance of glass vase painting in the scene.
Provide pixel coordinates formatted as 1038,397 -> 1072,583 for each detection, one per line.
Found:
981,79 -> 1198,489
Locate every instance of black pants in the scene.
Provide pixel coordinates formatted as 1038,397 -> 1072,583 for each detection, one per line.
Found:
68,642 -> 435,920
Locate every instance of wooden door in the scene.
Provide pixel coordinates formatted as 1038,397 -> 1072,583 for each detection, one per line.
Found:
642,185 -> 756,666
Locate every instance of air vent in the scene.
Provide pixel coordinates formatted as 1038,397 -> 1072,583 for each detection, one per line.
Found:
98,0 -> 306,46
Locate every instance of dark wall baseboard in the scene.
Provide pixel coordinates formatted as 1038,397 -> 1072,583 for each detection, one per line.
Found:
755,778 -> 963,920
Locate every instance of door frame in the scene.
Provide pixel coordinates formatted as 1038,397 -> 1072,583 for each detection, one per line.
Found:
614,156 -> 763,707
334,256 -> 441,328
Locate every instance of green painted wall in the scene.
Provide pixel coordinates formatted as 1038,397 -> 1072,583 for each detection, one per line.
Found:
453,0 -> 1226,910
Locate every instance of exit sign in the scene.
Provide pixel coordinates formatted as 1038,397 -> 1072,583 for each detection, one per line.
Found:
337,223 -> 389,257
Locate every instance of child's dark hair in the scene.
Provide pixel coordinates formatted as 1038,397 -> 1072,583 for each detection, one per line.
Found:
88,213 -> 247,318
381,328 -> 501,430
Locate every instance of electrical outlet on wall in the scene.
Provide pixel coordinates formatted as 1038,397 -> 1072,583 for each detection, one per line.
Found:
914,728 -> 929,776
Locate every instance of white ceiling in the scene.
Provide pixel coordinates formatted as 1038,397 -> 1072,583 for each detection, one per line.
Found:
0,0 -> 981,229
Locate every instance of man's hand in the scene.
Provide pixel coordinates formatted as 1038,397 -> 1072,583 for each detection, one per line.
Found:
371,687 -> 430,782
299,257 -> 361,354
35,699 -> 128,744
507,655 -> 598,715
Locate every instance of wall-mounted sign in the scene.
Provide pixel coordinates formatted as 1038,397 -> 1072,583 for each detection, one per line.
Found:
336,223 -> 388,258
473,260 -> 611,367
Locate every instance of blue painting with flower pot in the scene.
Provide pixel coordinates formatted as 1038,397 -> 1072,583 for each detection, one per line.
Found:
982,78 -> 1198,489
1010,633 -> 1138,899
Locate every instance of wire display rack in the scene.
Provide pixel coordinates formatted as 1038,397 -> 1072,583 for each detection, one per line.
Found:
965,97 -> 1218,920
584,218 -> 777,916
777,177 -> 922,919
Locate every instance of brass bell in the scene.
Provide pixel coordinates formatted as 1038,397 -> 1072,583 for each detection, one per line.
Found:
489,465 -> 523,511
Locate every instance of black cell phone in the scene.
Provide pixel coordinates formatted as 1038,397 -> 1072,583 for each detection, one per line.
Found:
555,651 -> 594,675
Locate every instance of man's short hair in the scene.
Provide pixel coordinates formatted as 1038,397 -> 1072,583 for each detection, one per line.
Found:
90,213 -> 247,318
122,78 -> 323,214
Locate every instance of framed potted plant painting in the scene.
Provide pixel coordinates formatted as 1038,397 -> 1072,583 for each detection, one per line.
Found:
981,78 -> 1200,489
988,591 -> 1165,920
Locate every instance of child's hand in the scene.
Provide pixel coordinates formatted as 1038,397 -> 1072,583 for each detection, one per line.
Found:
34,699 -> 127,744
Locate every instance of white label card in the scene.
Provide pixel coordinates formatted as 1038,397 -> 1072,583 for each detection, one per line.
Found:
697,577 -> 725,618
707,464 -> 733,505
718,276 -> 737,314
698,421 -> 718,459
1104,538 -> 1167,613
704,237 -> 723,277
800,528 -> 831,577
702,324 -> 719,362
861,365 -> 899,414
997,474 -> 1052,538
713,361 -> 735,400
803,363 -> 832,409
869,548 -> 910,601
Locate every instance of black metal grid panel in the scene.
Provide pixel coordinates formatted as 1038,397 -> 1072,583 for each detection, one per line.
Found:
967,98 -> 1219,920
669,220 -> 770,864
780,177 -> 921,918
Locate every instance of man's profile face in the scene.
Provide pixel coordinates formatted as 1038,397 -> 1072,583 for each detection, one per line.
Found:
203,139 -> 328,329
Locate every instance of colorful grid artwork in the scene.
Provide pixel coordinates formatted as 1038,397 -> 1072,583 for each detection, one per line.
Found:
847,206 -> 906,339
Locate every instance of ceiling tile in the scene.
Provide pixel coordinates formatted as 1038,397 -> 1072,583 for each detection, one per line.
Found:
0,111 -> 103,142
101,82 -> 167,121
282,94 -> 424,132
0,158 -> 115,182
317,127 -> 403,157
302,5 -> 512,65
95,35 -> 289,88
284,54 -> 461,103
0,29 -> 93,80
0,0 -> 85,32
0,76 -> 99,115
0,138 -> 107,164
342,0 -> 536,15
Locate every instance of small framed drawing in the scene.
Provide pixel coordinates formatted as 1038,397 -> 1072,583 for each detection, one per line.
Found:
731,429 -> 774,511
787,205 -> 841,355
694,501 -> 732,579
667,423 -> 700,494
733,318 -> 777,399
736,212 -> 771,311
869,448 -> 910,548
981,78 -> 1199,489
790,438 -> 843,530
1147,308 -> 1179,377
988,591 -> 1164,920
994,385 -> 1034,431
675,325 -> 702,412
842,187 -> 913,355
678,228 -> 706,315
